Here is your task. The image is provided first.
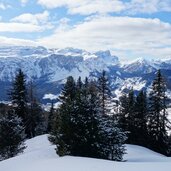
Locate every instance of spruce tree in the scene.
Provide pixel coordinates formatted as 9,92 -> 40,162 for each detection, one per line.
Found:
127,88 -> 136,143
118,92 -> 129,131
148,70 -> 170,155
9,69 -> 28,122
98,70 -> 111,116
47,101 -> 55,133
97,71 -> 127,160
52,76 -> 77,156
0,111 -> 25,160
118,89 -> 135,143
74,79 -> 102,158
27,81 -> 46,137
133,90 -> 148,146
83,80 -> 103,158
9,69 -> 30,137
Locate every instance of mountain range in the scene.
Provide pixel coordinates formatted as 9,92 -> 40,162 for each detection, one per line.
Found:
0,46 -> 171,104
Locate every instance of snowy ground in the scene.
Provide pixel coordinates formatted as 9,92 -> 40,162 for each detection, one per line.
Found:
0,135 -> 171,171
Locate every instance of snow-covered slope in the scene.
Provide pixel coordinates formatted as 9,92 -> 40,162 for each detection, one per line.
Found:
0,134 -> 171,171
123,58 -> 156,74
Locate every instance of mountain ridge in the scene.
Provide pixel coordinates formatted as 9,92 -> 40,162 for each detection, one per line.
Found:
0,46 -> 171,103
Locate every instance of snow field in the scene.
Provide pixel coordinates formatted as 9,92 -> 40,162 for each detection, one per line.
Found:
0,134 -> 171,171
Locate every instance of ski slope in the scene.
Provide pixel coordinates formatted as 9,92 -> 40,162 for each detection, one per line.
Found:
0,134 -> 171,171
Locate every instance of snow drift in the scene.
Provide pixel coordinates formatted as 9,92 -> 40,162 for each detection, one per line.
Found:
0,134 -> 171,171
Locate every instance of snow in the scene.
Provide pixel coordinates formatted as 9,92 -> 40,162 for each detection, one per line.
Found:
0,46 -> 119,82
0,46 -> 171,102
43,93 -> 58,100
0,134 -> 171,171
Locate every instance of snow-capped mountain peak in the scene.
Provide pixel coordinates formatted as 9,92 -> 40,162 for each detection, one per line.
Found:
0,46 -> 171,103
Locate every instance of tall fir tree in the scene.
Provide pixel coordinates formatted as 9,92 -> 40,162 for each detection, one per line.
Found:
148,70 -> 170,155
98,70 -> 111,116
127,88 -> 136,143
47,101 -> 55,133
118,88 -> 135,143
9,69 -> 29,137
133,90 -> 148,146
0,111 -> 25,160
52,76 -> 77,156
9,69 -> 28,121
118,92 -> 129,131
27,80 -> 46,138
97,71 -> 127,160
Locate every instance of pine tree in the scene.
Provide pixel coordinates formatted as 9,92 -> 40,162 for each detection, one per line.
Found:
9,69 -> 28,121
127,88 -> 136,143
118,89 -> 135,143
52,76 -> 77,156
97,71 -> 127,160
9,69 -> 30,137
47,101 -> 55,133
52,77 -> 101,158
133,90 -> 148,146
0,111 -> 25,160
73,79 -> 102,158
48,108 -> 61,145
148,70 -> 170,155
118,92 -> 129,131
21,80 -> 45,138
98,70 -> 111,116
83,80 -> 103,158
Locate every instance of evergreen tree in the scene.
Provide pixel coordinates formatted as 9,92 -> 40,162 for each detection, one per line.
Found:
50,74 -> 126,161
48,108 -> 61,145
27,80 -> 46,138
127,88 -> 136,143
52,76 -> 77,156
47,101 -> 55,133
118,88 -> 135,143
0,111 -> 25,160
98,70 -> 111,116
9,69 -> 28,122
51,77 -> 102,158
148,70 -> 170,155
133,90 -> 148,146
28,98 -> 46,137
97,71 -> 127,160
118,92 -> 129,131
83,80 -> 103,158
73,79 -> 102,158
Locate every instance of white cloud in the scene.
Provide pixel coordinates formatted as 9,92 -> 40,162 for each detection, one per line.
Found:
8,11 -> 53,32
0,36 -> 37,46
0,22 -> 44,32
67,0 -> 125,15
54,17 -> 71,32
20,0 -> 29,6
37,0 -> 126,14
0,2 -> 10,10
37,0 -> 171,15
126,0 -> 171,14
37,0 -> 84,9
38,16 -> 171,59
11,11 -> 50,25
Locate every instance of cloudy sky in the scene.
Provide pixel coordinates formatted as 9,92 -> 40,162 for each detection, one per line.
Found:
0,0 -> 171,60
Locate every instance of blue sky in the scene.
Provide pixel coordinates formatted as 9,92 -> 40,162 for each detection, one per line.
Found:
0,0 -> 171,60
